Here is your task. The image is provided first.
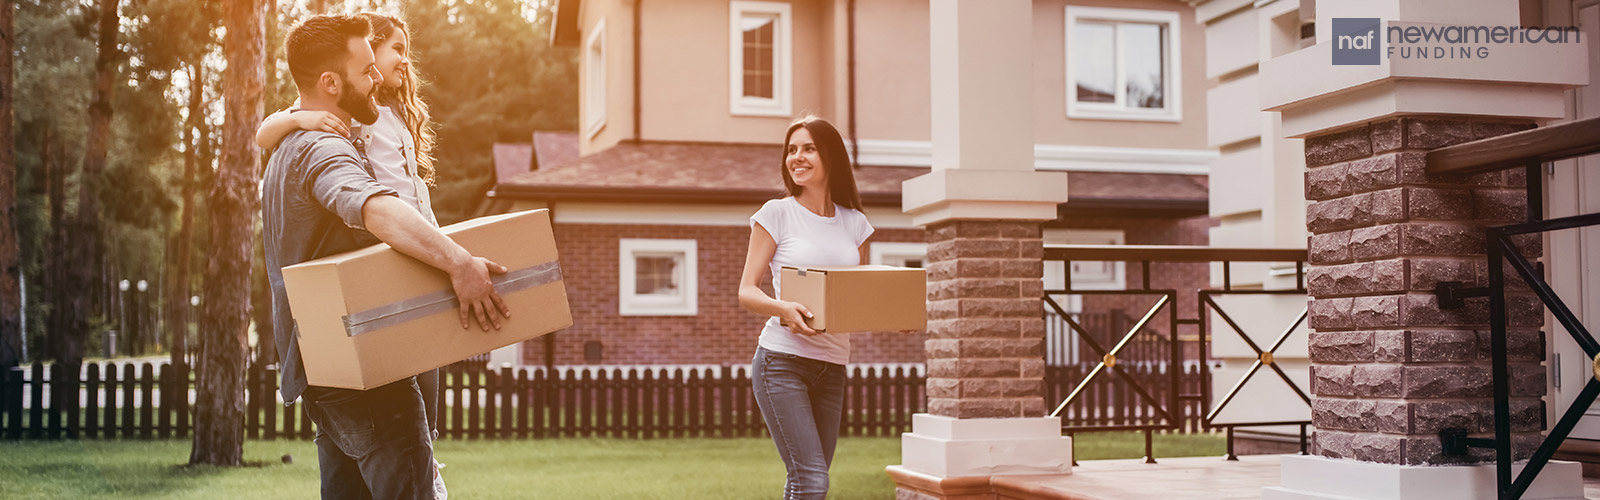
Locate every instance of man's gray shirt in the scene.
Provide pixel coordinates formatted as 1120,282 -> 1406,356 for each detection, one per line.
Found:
262,129 -> 397,402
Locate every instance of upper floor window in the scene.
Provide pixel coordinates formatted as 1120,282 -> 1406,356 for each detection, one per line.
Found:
729,1 -> 792,117
584,19 -> 607,138
1064,7 -> 1182,122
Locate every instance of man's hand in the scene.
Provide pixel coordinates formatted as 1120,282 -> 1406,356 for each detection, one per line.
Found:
450,256 -> 511,331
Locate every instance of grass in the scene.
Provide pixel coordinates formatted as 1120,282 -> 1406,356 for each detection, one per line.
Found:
0,432 -> 1223,499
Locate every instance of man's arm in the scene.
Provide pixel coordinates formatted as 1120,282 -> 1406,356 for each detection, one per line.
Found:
303,140 -> 509,331
363,195 -> 511,331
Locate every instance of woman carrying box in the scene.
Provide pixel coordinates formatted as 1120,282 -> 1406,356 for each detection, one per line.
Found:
738,116 -> 873,500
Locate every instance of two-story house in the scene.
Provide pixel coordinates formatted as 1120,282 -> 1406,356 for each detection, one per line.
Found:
479,0 -> 1219,369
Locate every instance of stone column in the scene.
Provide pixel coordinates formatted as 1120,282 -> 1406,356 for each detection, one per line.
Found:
1260,1 -> 1588,498
886,0 -> 1072,498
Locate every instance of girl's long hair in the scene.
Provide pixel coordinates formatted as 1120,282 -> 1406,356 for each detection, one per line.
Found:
781,116 -> 862,211
362,13 -> 438,187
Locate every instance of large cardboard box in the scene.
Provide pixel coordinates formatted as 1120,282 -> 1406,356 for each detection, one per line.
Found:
779,265 -> 927,333
282,209 -> 572,390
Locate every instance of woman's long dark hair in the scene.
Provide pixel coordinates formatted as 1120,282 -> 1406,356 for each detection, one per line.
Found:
781,116 -> 862,211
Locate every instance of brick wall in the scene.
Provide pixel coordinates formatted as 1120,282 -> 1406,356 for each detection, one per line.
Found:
1301,116 -> 1546,465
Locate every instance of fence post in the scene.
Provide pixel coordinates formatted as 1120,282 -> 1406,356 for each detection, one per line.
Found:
46,362 -> 61,439
120,363 -> 135,438
84,364 -> 101,439
500,365 -> 514,440
102,363 -> 119,439
29,361 -> 44,440
515,368 -> 529,440
530,368 -> 545,440
158,364 -> 173,440
595,368 -> 610,438
640,368 -> 652,439
673,368 -> 686,439
139,363 -> 155,440
577,369 -> 592,438
484,365 -> 499,440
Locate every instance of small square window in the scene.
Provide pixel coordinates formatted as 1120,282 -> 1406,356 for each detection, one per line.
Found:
619,239 -> 698,316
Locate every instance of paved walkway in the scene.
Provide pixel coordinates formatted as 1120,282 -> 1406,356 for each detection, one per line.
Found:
994,455 -> 1600,500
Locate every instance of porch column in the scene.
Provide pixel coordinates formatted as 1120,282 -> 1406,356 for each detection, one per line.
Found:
886,0 -> 1072,498
1260,1 -> 1589,498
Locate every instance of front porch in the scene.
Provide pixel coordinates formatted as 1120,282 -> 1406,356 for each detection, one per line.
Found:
893,455 -> 1600,500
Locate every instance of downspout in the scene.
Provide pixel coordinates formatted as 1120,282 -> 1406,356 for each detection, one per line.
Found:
633,0 -> 643,141
847,0 -> 858,167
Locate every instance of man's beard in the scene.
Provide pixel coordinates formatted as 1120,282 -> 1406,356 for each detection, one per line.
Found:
337,77 -> 380,125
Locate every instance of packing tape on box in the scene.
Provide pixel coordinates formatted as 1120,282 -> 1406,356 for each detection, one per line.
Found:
341,260 -> 564,336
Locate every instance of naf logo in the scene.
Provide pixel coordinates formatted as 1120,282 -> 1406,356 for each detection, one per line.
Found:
1333,18 -> 1382,65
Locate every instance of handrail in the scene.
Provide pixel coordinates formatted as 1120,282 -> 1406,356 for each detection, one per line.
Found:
1425,116 -> 1600,176
1043,245 -> 1307,263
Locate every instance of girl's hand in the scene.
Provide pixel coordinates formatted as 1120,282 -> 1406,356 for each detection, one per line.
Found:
292,110 -> 349,138
779,301 -> 819,336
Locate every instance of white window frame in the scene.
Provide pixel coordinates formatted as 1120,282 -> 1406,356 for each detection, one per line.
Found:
1063,6 -> 1182,122
584,19 -> 607,138
1044,229 -> 1127,314
869,242 -> 928,268
618,239 -> 698,316
729,1 -> 793,117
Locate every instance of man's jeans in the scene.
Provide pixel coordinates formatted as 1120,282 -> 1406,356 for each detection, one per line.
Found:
752,347 -> 846,500
304,377 -> 434,500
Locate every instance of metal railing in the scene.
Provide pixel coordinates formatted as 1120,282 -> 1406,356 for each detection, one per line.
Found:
1425,116 -> 1600,500
1043,244 -> 1308,463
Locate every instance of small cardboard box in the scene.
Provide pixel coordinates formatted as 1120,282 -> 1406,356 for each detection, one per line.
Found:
779,265 -> 927,333
282,209 -> 572,391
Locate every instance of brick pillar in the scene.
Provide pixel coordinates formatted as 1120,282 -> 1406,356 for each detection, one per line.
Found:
924,220 -> 1047,419
1302,116 -> 1546,466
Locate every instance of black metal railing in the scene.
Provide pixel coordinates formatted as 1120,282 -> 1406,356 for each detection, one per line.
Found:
1425,116 -> 1600,500
1043,245 -> 1309,463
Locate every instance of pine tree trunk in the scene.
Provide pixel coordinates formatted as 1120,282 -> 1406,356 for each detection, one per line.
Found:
167,64 -> 203,370
190,0 -> 262,467
0,0 -> 23,369
61,0 -> 121,367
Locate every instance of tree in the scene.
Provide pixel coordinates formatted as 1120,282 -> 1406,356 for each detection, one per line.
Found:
1,0 -> 22,369
53,0 -> 122,368
191,0 -> 262,466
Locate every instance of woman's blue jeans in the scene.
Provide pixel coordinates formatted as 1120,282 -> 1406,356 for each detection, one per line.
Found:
752,346 -> 847,500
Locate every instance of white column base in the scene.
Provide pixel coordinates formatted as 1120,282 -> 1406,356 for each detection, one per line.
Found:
1262,454 -> 1584,500
897,413 -> 1072,478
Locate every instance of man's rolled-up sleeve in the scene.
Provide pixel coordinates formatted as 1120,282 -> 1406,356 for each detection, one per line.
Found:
304,140 -> 398,231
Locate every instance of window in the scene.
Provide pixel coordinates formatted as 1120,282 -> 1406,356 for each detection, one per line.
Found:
584,19 -> 607,138
619,239 -> 698,316
870,242 -> 928,268
1065,7 -> 1181,122
1043,229 -> 1127,313
729,1 -> 792,116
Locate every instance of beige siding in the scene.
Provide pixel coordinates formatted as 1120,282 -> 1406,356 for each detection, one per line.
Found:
639,0 -> 831,144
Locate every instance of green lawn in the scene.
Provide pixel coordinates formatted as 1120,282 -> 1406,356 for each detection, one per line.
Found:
0,432 -> 1223,499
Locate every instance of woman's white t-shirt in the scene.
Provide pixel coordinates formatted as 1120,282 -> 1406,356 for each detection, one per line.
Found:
750,197 -> 875,365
